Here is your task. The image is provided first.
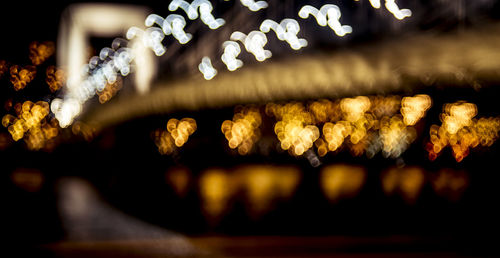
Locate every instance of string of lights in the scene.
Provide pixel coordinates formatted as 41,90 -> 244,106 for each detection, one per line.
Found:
50,0 -> 413,129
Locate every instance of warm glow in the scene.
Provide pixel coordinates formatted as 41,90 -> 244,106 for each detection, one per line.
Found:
199,169 -> 233,218
9,65 -> 36,91
267,103 -> 319,156
11,168 -> 44,192
427,101 -> 499,162
382,166 -> 425,204
237,165 -> 301,216
2,101 -> 60,150
401,94 -> 431,126
165,167 -> 191,197
153,117 -> 197,155
29,41 -> 55,66
320,164 -> 366,202
442,102 -> 477,135
46,66 -> 66,92
379,115 -> 416,158
340,96 -> 371,122
221,106 -> 262,155
97,78 -> 123,104
0,60 -> 7,78
430,169 -> 468,202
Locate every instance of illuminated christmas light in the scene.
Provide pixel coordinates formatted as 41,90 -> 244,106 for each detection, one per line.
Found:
401,94 -> 431,126
29,41 -> 55,66
260,19 -> 307,50
367,0 -> 381,9
126,26 -> 166,56
198,56 -> 217,80
427,101 -> 500,162
9,65 -> 36,91
144,14 -> 193,44
231,31 -> 272,62
153,117 -> 197,155
46,66 -> 65,92
2,101 -> 60,150
385,0 -> 412,20
240,0 -> 268,12
221,41 -> 243,71
299,4 -> 352,37
354,0 -> 412,20
168,0 -> 198,19
51,1 -> 416,129
168,0 -> 225,29
221,106 -> 262,155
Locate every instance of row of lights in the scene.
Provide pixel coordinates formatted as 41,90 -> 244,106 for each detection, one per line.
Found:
153,94 -> 497,163
427,101 -> 500,162
221,106 -> 262,155
1,101 -> 60,150
54,0 -> 413,128
0,41 -> 63,92
165,164 -> 469,222
153,117 -> 197,155
260,94 -> 430,159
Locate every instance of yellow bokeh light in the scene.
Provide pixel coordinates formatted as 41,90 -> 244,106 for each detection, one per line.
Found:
97,78 -> 122,104
165,167 -> 191,197
442,101 -> 477,135
320,164 -> 366,202
9,65 -> 36,91
371,95 -> 400,118
29,41 -> 55,66
340,96 -> 370,122
221,106 -> 262,155
401,94 -> 431,126
237,165 -> 301,216
430,169 -> 468,202
1,100 -> 60,150
153,117 -> 197,155
427,101 -> 499,162
382,166 -> 425,204
0,60 -> 7,78
268,102 -> 319,156
199,169 -> 234,218
264,95 -> 428,158
46,66 -> 66,93
308,99 -> 341,123
379,115 -> 416,158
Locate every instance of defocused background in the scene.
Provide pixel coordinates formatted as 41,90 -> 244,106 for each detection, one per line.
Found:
1,0 -> 500,257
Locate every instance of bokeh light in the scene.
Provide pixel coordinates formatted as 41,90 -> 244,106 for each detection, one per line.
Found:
165,167 -> 191,197
0,59 -> 7,78
381,166 -> 425,204
199,168 -> 234,219
379,115 -> 416,158
10,168 -> 44,192
9,65 -> 36,91
199,165 -> 301,221
401,94 -> 431,126
97,78 -> 123,104
320,164 -> 366,202
2,101 -> 60,150
221,106 -> 262,155
153,117 -> 197,155
267,102 -> 319,156
29,41 -> 55,66
45,66 -> 65,93
430,169 -> 469,202
427,101 -> 500,162
236,165 -> 300,217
